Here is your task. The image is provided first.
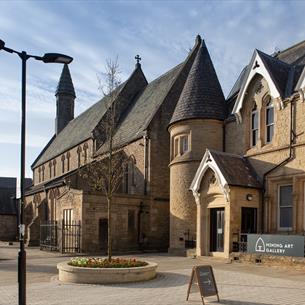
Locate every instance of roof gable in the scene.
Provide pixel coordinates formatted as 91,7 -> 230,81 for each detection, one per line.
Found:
232,50 -> 292,121
190,149 -> 261,204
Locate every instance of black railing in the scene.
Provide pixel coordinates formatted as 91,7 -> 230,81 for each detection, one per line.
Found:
61,220 -> 81,254
40,221 -> 58,251
40,220 -> 81,253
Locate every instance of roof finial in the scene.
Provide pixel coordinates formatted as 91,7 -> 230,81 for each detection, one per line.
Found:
135,54 -> 141,68
196,34 -> 202,45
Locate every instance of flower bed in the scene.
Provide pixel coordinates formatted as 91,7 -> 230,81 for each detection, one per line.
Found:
58,258 -> 158,284
69,257 -> 148,268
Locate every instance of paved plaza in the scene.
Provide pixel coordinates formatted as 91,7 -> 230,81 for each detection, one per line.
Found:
1,243 -> 305,305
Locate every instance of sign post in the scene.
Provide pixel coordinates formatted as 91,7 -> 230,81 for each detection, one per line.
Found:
186,265 -> 219,305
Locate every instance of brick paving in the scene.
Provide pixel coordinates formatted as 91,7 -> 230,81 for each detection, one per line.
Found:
1,245 -> 305,305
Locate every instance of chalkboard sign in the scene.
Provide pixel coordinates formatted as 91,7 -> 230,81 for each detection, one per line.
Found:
186,265 -> 219,304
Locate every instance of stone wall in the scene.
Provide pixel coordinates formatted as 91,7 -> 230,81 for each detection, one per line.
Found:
169,119 -> 223,253
0,215 -> 17,241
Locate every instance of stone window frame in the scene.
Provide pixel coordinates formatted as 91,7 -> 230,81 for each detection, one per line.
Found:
264,96 -> 275,144
41,165 -> 45,181
83,142 -> 88,164
277,183 -> 293,231
61,155 -> 65,174
77,146 -> 82,167
250,102 -> 259,147
66,151 -> 71,171
53,159 -> 56,177
172,132 -> 191,159
38,167 -> 41,183
48,161 -> 52,179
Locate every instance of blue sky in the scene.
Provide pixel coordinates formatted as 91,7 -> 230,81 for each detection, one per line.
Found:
1,0 -> 305,180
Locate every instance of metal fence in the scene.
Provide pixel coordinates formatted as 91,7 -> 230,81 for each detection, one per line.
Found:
40,221 -> 58,251
61,220 -> 81,254
40,220 -> 81,253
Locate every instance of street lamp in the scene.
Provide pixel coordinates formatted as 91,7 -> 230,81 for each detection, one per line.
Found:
0,39 -> 73,305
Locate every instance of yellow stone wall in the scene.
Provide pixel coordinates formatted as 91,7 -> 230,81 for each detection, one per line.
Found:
169,119 -> 223,252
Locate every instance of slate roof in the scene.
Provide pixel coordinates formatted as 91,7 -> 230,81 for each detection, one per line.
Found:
32,83 -> 123,168
96,63 -> 184,154
209,150 -> 261,189
257,50 -> 292,98
227,40 -> 305,103
169,39 -> 226,125
55,64 -> 75,97
0,177 -> 17,215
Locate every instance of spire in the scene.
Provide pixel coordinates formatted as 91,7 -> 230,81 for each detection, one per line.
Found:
55,64 -> 75,97
169,39 -> 226,125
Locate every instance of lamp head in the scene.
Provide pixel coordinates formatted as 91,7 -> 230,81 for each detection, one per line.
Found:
41,53 -> 73,64
0,39 -> 5,50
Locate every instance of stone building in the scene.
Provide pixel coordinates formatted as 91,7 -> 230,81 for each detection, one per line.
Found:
0,177 -> 17,241
25,35 -> 305,258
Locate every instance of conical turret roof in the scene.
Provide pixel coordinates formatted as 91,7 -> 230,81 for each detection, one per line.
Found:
169,39 -> 226,125
55,64 -> 75,97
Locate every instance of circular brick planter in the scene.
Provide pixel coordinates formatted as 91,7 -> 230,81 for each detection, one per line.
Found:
57,261 -> 158,284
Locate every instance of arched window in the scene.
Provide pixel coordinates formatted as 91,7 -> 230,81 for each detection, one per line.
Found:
42,165 -> 45,181
266,99 -> 274,143
83,143 -> 88,164
53,159 -> 56,177
49,161 -> 52,179
130,156 -> 136,187
77,146 -> 82,167
251,103 -> 259,147
61,155 -> 65,174
66,152 -> 70,171
38,168 -> 41,183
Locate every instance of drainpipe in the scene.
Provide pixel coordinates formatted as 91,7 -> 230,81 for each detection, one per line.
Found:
261,99 -> 295,233
143,133 -> 149,195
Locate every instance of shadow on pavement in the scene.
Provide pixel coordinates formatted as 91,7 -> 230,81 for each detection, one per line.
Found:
108,272 -> 189,288
215,301 -> 274,305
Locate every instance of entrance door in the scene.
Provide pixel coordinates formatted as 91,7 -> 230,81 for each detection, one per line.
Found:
241,208 -> 257,233
210,208 -> 225,252
99,219 -> 108,252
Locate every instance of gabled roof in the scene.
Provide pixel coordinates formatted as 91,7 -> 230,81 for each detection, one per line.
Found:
55,64 -> 75,97
190,149 -> 261,203
232,49 -> 293,119
169,39 -> 226,125
96,63 -> 184,154
32,65 -> 146,168
228,40 -> 305,106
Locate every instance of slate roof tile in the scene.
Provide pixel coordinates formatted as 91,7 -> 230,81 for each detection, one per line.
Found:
169,39 -> 226,125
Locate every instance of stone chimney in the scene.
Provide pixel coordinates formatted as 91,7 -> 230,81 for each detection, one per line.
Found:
55,64 -> 75,135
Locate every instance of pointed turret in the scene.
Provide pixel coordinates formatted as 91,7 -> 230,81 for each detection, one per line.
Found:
169,39 -> 226,126
168,37 -> 226,255
55,64 -> 75,97
55,64 -> 76,135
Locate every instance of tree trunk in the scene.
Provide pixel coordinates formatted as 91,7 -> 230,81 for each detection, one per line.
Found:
107,196 -> 112,261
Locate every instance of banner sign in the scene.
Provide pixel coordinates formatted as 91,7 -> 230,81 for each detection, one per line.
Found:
247,234 -> 305,257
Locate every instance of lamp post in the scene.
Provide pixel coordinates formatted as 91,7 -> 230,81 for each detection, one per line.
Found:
0,39 -> 73,305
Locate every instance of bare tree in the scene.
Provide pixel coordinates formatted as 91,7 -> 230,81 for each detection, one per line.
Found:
80,57 -> 129,260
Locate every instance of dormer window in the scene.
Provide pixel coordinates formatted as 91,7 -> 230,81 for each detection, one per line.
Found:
251,103 -> 259,147
266,99 -> 274,143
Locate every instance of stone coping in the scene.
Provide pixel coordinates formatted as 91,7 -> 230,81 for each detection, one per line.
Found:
57,260 -> 158,284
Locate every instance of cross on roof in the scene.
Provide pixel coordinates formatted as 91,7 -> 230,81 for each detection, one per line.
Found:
135,54 -> 141,64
